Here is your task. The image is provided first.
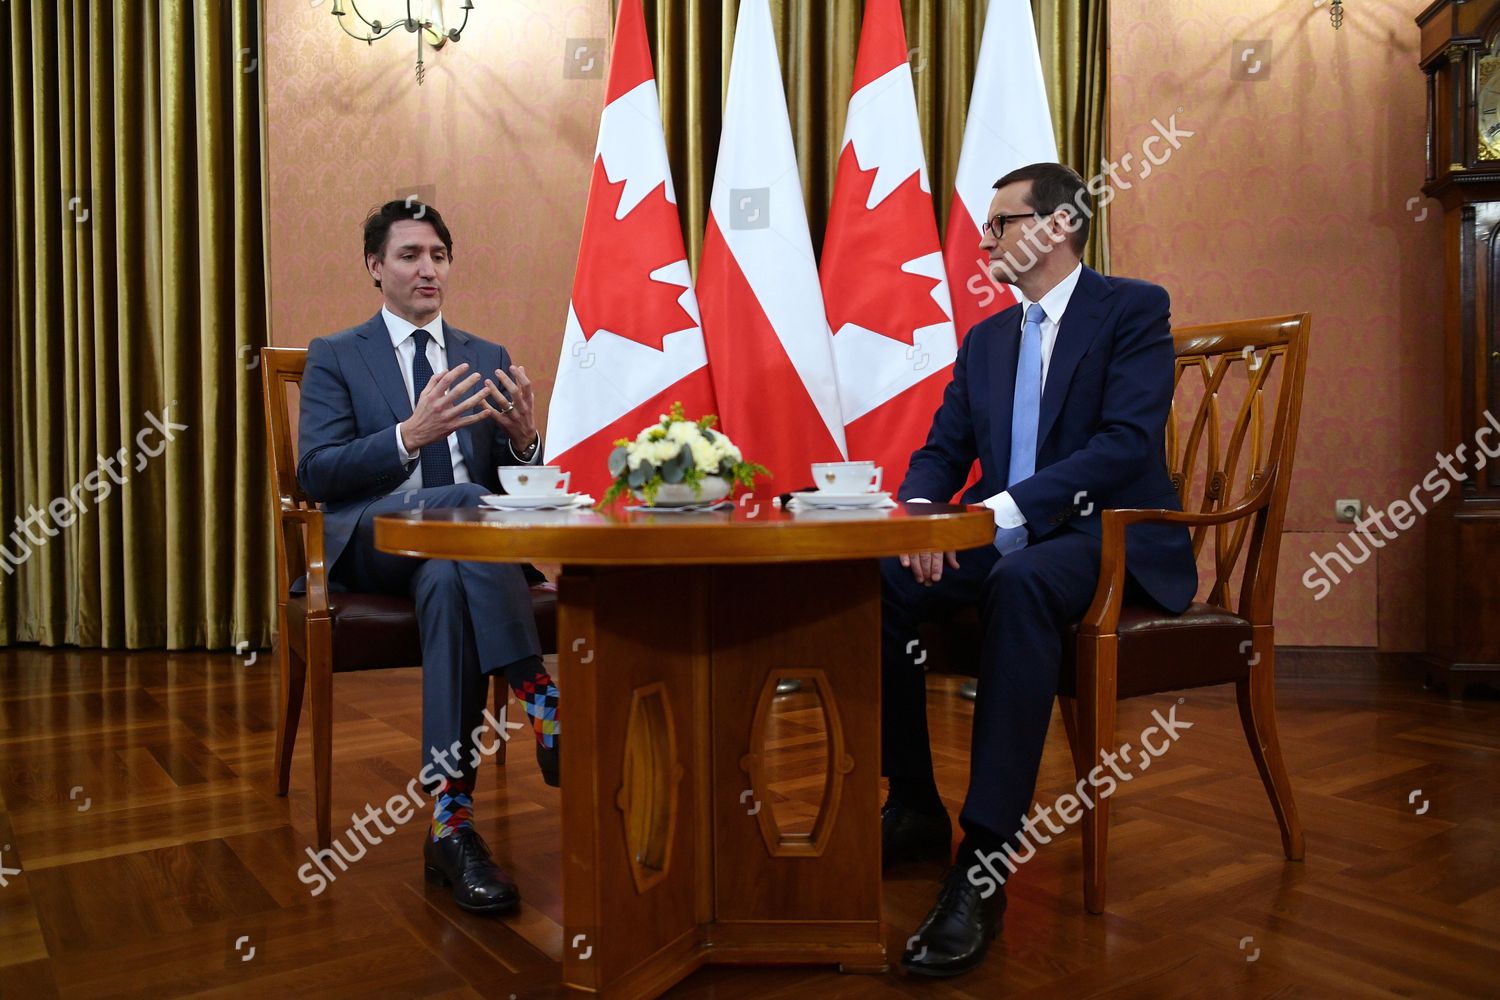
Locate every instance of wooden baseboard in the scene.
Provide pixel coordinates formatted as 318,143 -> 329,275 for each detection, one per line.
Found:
1273,646 -> 1408,679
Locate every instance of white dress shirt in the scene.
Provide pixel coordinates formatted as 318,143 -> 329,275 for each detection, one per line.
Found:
910,262 -> 1084,548
383,306 -> 540,493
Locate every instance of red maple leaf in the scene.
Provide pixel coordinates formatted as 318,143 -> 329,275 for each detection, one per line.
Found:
571,156 -> 696,351
820,144 -> 949,346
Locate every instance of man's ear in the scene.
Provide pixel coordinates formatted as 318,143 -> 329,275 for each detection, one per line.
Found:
366,253 -> 382,289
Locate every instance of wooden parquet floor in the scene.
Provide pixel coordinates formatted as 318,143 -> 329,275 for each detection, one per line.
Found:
0,647 -> 1496,999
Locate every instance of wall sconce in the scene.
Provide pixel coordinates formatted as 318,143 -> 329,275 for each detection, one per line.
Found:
329,0 -> 474,84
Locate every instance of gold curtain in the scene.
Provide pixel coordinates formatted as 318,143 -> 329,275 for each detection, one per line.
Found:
1,0 -> 272,649
625,0 -> 1108,273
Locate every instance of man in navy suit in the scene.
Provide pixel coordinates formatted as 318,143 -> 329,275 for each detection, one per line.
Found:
884,163 -> 1197,976
297,201 -> 558,915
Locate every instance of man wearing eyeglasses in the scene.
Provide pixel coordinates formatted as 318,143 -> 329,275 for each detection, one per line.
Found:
881,162 -> 1197,976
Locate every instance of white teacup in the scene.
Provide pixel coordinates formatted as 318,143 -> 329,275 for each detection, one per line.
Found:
811,461 -> 882,494
498,465 -> 571,497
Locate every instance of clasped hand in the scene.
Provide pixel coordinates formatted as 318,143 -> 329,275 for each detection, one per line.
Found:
398,363 -> 538,454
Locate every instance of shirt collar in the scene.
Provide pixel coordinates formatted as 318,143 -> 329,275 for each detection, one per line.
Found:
381,305 -> 445,350
1017,261 -> 1084,326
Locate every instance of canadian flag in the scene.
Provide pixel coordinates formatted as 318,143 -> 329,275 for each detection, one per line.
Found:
820,0 -> 955,489
697,0 -> 846,494
543,0 -> 718,498
942,0 -> 1058,341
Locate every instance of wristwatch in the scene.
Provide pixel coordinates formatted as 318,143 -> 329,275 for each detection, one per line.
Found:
516,434 -> 540,461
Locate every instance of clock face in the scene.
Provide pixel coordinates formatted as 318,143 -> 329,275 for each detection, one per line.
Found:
1483,59 -> 1500,160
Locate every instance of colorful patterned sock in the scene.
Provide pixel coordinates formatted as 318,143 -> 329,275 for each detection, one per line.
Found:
503,656 -> 559,749
429,773 -> 475,841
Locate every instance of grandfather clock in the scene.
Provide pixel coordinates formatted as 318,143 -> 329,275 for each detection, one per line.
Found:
1418,0 -> 1500,698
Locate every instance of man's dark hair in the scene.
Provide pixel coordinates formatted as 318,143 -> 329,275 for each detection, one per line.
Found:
362,200 -> 454,288
992,162 -> 1091,256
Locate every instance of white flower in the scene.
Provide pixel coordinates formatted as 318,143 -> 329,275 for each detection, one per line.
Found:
713,435 -> 741,464
689,436 -> 719,473
652,439 -> 681,465
616,413 -> 747,482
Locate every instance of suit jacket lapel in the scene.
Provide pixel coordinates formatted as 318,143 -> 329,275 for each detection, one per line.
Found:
356,312 -> 414,423
986,306 -> 1023,482
442,320 -> 482,476
1037,266 -> 1111,448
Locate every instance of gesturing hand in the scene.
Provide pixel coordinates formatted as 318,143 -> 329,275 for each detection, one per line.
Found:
899,550 -> 960,586
481,364 -> 538,453
399,363 -> 489,453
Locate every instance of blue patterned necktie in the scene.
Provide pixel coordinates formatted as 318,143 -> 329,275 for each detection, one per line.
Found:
410,329 -> 455,487
996,302 -> 1047,553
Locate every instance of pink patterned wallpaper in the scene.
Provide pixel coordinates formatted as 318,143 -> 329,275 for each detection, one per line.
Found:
1109,0 -> 1444,650
264,0 -> 1442,650
262,0 -> 610,427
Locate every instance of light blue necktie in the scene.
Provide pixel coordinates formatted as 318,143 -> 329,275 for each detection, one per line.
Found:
995,303 -> 1046,554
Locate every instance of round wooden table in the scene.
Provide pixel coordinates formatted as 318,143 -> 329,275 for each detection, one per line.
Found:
374,501 -> 994,998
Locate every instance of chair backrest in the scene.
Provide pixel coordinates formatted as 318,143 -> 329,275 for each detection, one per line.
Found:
261,347 -> 312,597
1167,314 -> 1311,623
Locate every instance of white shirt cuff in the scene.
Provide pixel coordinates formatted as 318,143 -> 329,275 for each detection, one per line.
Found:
395,424 -> 416,464
509,433 -> 543,465
981,490 -> 1027,529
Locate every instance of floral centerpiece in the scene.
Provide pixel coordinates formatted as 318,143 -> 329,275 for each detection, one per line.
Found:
600,402 -> 769,508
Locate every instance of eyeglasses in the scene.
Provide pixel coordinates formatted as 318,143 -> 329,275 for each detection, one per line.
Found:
984,212 -> 1041,239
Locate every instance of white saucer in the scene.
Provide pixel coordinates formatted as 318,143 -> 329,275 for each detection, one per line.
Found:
795,490 -> 892,508
480,493 -> 584,510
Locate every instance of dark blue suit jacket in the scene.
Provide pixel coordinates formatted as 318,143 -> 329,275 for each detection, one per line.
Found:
296,311 -> 526,576
901,266 -> 1197,612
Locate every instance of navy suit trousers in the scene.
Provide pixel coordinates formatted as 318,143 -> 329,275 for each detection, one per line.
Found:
882,528 -> 1146,848
332,483 -> 541,787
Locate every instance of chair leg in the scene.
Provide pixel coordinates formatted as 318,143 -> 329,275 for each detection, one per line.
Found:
308,619 -> 334,850
1076,637 -> 1118,915
1058,695 -> 1088,783
1235,637 -> 1305,861
273,610 -> 306,796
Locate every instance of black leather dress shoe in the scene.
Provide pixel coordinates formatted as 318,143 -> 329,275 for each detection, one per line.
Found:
882,801 -> 952,868
423,828 -> 520,914
536,737 -> 559,787
900,865 -> 1006,977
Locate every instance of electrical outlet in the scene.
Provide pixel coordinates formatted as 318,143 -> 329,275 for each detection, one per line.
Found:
1334,499 -> 1361,523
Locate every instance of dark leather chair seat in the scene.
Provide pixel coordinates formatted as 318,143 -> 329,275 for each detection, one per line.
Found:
920,601 -> 1252,700
1061,602 -> 1252,699
285,584 -> 559,673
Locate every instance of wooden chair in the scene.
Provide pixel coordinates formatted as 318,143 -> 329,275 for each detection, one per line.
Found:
261,347 -> 558,849
919,313 -> 1311,914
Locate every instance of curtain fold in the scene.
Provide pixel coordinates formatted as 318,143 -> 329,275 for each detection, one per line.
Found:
1036,0 -> 1109,273
623,0 -> 1108,274
1,0 -> 272,650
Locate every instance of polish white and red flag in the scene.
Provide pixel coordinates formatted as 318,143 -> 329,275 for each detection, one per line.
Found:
544,0 -> 718,498
942,0 -> 1058,340
819,0 -> 955,488
697,0 -> 846,495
